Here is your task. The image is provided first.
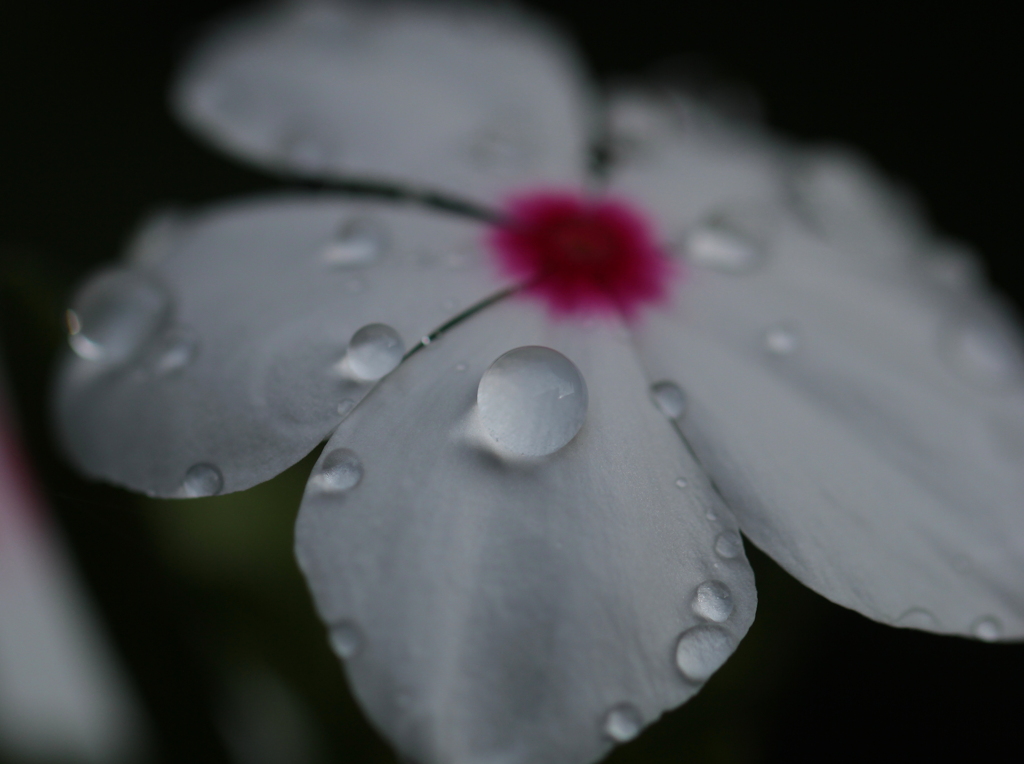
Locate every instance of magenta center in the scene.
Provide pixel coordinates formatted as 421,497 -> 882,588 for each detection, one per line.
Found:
487,191 -> 674,320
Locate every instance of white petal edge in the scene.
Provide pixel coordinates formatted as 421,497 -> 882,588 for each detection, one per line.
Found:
54,194 -> 513,497
173,0 -> 595,203
295,297 -> 755,764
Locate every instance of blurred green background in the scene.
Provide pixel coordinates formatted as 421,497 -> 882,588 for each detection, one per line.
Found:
2,2 -> 1022,763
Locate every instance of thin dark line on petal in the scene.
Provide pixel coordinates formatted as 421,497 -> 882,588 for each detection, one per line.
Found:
403,285 -> 522,361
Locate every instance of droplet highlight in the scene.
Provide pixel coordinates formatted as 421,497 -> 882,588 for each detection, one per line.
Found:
764,325 -> 799,355
972,616 -> 1002,642
650,381 -> 686,419
691,580 -> 734,623
674,625 -> 733,682
675,477 -> 687,489
322,217 -> 387,267
477,346 -> 588,457
146,327 -> 199,375
329,620 -> 363,659
895,608 -> 940,631
312,448 -> 363,493
67,269 -> 171,363
714,530 -> 743,560
683,223 -> 762,273
603,703 -> 643,743
346,324 -> 404,380
182,463 -> 223,498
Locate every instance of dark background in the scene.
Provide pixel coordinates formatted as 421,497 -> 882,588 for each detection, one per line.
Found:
1,2 -> 1022,763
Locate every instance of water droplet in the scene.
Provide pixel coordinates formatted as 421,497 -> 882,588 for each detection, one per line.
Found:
477,346 -> 588,457
322,218 -> 387,267
336,398 -> 355,417
603,703 -> 643,743
895,608 -> 940,631
714,531 -> 743,560
675,477 -> 687,489
972,616 -> 1002,642
421,336 -> 432,346
469,124 -> 529,170
67,269 -> 171,362
650,380 -> 686,419
674,625 -> 733,682
692,580 -> 734,623
684,223 -> 762,273
940,314 -> 1024,391
442,298 -> 458,311
705,509 -> 718,521
312,448 -> 363,493
455,363 -> 468,372
182,463 -> 223,497
280,129 -> 336,174
146,327 -> 199,375
329,620 -> 363,658
764,325 -> 799,355
346,324 -> 404,380
442,251 -> 472,269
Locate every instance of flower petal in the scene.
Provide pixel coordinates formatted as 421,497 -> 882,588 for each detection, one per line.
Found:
54,194 -> 511,497
173,0 -> 593,201
633,207 -> 1024,639
295,298 -> 755,764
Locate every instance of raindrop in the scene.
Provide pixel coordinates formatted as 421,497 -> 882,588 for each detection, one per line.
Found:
322,217 -> 387,267
674,625 -> 733,682
895,608 -> 940,631
182,463 -> 223,498
764,325 -> 799,355
455,363 -> 468,373
691,580 -> 734,623
67,269 -> 171,363
940,314 -> 1024,391
336,398 -> 355,417
329,620 -> 363,659
312,448 -> 363,493
146,327 -> 199,375
346,324 -> 404,380
683,223 -> 762,273
650,381 -> 686,419
603,703 -> 643,743
714,530 -> 743,560
971,616 -> 1002,642
477,346 -> 588,457
675,477 -> 687,489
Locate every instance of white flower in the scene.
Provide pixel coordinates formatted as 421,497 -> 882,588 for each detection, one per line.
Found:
53,2 -> 1024,763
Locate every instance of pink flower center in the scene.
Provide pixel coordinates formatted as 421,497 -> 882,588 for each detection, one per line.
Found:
487,191 -> 676,320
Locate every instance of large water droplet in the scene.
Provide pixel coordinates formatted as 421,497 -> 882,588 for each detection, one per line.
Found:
940,314 -> 1024,391
477,346 -> 588,457
650,381 -> 686,419
714,530 -> 743,560
311,448 -> 363,493
674,625 -> 733,682
329,620 -> 363,659
182,463 -> 223,498
346,324 -> 404,380
764,324 -> 799,355
603,703 -> 643,743
322,217 -> 387,267
683,223 -> 762,273
895,608 -> 940,631
971,616 -> 1002,642
692,580 -> 734,623
67,269 -> 171,362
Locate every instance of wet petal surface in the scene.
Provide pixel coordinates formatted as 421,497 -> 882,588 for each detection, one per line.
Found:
54,195 -> 511,497
296,298 -> 755,764
174,0 -> 593,202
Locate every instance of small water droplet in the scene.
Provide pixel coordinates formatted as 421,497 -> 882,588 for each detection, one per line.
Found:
972,616 -> 1002,642
714,531 -> 743,560
336,398 -> 355,417
312,448 -> 363,493
421,336 -> 432,346
705,510 -> 718,521
328,620 -> 363,658
764,325 -> 799,355
346,324 -> 404,380
477,346 -> 588,457
650,381 -> 686,419
182,463 -> 223,497
674,625 -> 733,682
146,327 -> 199,375
455,363 -> 468,372
442,298 -> 458,311
67,269 -> 171,362
675,477 -> 687,489
469,124 -> 529,170
940,314 -> 1024,391
322,218 -> 387,267
895,608 -> 940,631
280,129 -> 336,173
603,703 -> 643,743
692,580 -> 734,623
684,223 -> 762,273
442,251 -> 472,270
